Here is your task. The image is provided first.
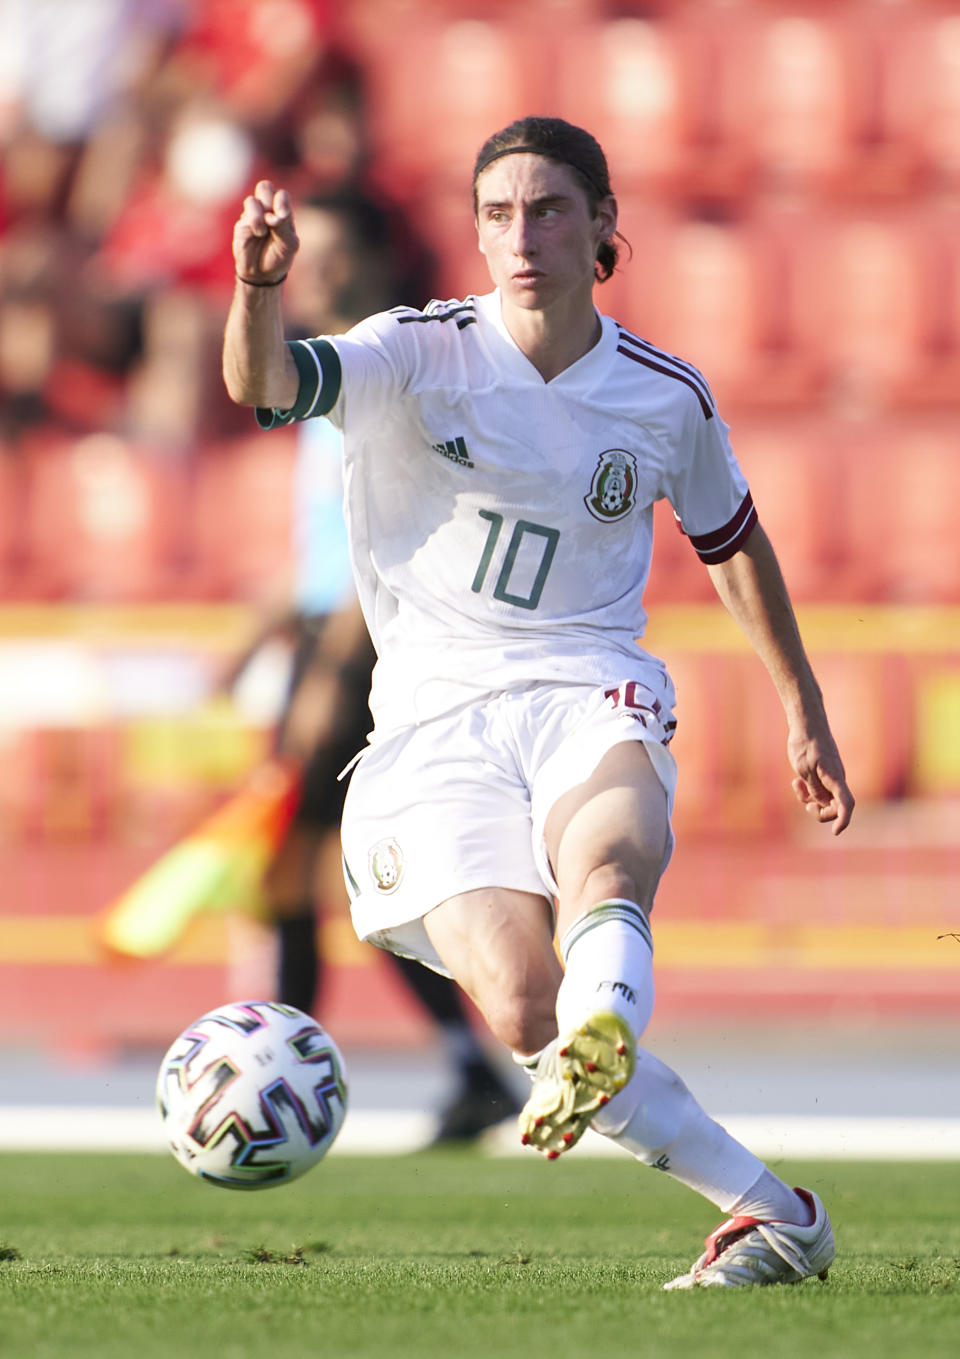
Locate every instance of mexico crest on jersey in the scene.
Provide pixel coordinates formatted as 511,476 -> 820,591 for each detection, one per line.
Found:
584,449 -> 638,522
369,838 -> 404,893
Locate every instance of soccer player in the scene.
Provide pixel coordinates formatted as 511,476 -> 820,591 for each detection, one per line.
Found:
223,117 -> 854,1289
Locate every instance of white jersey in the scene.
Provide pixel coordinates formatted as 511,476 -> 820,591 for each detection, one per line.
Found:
258,289 -> 756,736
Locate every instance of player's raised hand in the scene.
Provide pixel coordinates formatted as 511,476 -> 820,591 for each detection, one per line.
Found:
233,181 -> 299,285
788,725 -> 854,835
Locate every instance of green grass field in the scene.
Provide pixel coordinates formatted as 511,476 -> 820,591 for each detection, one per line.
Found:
1,1151 -> 958,1359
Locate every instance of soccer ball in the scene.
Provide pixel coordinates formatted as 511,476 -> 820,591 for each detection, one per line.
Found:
156,1000 -> 347,1190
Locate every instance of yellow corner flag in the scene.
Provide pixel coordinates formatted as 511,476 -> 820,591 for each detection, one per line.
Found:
96,758 -> 302,960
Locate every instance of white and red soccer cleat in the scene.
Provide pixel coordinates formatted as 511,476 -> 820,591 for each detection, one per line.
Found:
664,1188 -> 835,1289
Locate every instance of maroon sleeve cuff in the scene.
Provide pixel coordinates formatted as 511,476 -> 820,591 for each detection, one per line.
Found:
685,491 -> 758,564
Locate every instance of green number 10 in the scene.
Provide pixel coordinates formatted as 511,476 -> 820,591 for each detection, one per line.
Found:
470,510 -> 560,611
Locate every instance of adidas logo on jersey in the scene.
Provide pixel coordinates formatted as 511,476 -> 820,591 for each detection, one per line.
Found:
431,436 -> 474,468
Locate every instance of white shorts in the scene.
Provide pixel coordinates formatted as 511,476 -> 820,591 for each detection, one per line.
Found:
340,676 -> 678,972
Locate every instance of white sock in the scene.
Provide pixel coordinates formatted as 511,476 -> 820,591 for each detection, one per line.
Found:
556,900 -> 655,1039
592,1047 -> 766,1212
512,1049 -> 542,1082
729,1168 -> 813,1226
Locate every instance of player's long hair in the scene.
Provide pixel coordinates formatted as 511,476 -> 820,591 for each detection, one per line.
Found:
473,116 -> 626,282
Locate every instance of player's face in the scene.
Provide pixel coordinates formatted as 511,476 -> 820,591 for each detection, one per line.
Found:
475,155 -> 616,315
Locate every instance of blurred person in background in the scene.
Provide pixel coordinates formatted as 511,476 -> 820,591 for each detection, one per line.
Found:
224,192 -> 521,1142
0,0 -> 180,441
15,0 -> 368,453
0,0 -> 367,454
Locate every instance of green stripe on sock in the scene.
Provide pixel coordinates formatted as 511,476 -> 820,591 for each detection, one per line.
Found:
560,900 -> 653,963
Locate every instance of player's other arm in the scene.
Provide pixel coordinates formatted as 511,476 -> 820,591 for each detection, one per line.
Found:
706,523 -> 855,834
223,180 -> 300,410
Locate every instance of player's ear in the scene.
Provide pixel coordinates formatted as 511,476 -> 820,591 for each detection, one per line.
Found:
595,194 -> 617,245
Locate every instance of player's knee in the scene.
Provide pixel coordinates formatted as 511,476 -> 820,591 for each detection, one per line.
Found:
485,986 -> 556,1057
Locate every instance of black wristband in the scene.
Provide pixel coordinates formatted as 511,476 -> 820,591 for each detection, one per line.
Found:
237,272 -> 288,287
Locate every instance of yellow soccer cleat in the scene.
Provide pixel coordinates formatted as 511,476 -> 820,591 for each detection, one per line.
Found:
519,1012 -> 636,1159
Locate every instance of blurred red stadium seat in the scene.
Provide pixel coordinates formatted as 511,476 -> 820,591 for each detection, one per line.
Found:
744,9 -> 865,196
16,727 -> 124,842
625,217 -> 760,410
729,417 -> 848,603
554,15 -> 694,196
690,5 -> 868,199
805,652 -> 912,805
649,406 -> 960,612
814,419 -> 890,602
902,198 -> 960,407
188,433 -> 296,599
0,440 -> 26,596
645,497 -> 716,608
20,432 -> 190,601
663,646 -> 914,828
654,2 -> 757,204
881,4 -> 960,191
762,198 -> 960,414
170,0 -> 329,121
667,652 -> 787,836
793,207 -> 931,413
617,212 -> 823,414
346,7 -> 550,191
879,421 -> 960,604
661,651 -> 725,837
596,195 -> 677,339
839,417 -> 960,604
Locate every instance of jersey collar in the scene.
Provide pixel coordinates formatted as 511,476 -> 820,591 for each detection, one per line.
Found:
475,289 -> 617,392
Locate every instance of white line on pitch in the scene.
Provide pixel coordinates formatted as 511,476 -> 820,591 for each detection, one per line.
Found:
1,1108 -> 958,1159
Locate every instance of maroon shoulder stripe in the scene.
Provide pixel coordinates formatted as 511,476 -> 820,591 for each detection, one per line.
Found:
617,328 -> 714,413
686,492 -> 757,564
616,344 -> 714,420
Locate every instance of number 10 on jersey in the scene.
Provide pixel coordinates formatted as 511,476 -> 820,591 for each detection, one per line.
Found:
471,510 -> 560,611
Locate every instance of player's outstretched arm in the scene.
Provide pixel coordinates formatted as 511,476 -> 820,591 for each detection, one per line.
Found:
223,180 -> 300,410
706,523 -> 855,835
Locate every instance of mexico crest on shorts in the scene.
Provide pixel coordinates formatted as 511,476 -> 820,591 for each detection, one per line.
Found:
368,837 -> 404,894
585,448 -> 638,522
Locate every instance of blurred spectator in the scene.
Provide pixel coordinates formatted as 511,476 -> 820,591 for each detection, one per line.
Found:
0,0 -> 180,439
154,0 -> 333,127
0,0 -> 371,458
93,101 -> 256,298
0,216 -> 140,439
0,0 -> 182,150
